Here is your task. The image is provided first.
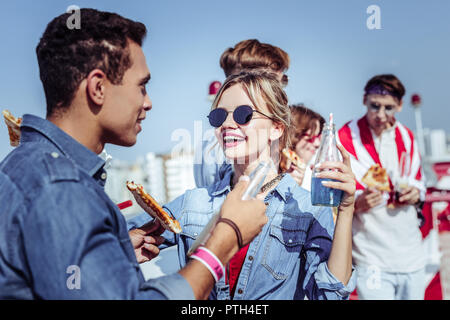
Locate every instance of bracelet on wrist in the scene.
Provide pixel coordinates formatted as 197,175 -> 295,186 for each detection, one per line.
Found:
189,246 -> 224,282
217,217 -> 244,249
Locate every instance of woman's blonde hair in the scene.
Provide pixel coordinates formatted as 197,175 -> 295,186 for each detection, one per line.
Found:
211,70 -> 292,157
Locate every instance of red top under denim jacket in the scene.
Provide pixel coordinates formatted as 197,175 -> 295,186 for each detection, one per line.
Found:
226,243 -> 250,297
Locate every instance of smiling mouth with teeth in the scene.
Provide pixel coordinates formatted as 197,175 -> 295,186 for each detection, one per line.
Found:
223,135 -> 246,147
224,136 -> 245,142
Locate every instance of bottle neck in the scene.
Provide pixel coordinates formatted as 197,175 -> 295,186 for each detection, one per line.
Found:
313,123 -> 339,168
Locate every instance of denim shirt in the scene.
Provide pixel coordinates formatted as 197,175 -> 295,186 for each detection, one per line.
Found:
0,114 -> 194,300
129,169 -> 357,300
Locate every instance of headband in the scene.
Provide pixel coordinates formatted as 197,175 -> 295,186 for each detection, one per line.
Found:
365,84 -> 401,100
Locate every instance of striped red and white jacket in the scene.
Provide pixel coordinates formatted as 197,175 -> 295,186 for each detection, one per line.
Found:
337,115 -> 426,201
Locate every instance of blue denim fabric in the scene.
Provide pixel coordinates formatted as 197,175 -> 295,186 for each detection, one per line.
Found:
129,170 -> 357,300
0,114 -> 194,300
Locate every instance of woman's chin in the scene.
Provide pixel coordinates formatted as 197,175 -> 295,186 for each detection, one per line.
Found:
225,150 -> 270,166
224,152 -> 247,165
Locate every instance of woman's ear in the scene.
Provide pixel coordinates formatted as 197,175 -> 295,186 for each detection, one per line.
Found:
270,122 -> 284,142
86,69 -> 107,106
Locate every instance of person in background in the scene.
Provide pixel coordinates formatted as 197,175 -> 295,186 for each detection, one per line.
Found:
194,39 -> 290,188
280,104 -> 325,191
338,74 -> 426,300
0,8 -> 267,300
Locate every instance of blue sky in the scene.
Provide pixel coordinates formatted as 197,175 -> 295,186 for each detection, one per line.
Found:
1,0 -> 449,162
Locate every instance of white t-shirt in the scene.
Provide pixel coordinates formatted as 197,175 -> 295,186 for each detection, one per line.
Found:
351,124 -> 426,273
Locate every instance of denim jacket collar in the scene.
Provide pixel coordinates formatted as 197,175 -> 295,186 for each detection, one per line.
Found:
209,168 -> 296,203
21,114 -> 105,177
271,173 -> 295,202
210,168 -> 233,197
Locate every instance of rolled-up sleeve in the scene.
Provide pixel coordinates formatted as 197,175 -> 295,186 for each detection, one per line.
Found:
301,207 -> 356,300
314,261 -> 356,299
24,182 -> 194,300
140,273 -> 195,300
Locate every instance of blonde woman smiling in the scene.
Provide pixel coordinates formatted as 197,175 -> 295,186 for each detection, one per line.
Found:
130,71 -> 357,300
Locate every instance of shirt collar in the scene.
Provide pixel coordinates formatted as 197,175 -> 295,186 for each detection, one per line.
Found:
21,114 -> 105,177
271,173 -> 296,202
210,168 -> 233,196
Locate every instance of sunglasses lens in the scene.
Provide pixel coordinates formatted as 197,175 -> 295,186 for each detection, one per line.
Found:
233,105 -> 254,125
369,104 -> 379,112
208,108 -> 228,127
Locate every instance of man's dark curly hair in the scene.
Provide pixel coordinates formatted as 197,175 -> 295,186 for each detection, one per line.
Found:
36,8 -> 147,117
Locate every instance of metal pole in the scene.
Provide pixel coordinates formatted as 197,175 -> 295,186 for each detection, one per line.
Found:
414,106 -> 426,156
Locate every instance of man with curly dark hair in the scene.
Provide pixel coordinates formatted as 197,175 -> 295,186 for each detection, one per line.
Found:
0,8 -> 267,299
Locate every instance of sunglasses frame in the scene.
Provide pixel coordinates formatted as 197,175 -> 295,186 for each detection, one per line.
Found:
301,133 -> 322,144
207,105 -> 276,128
367,102 -> 397,116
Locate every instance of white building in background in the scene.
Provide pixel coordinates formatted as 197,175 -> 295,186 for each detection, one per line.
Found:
104,157 -> 147,219
423,129 -> 447,159
144,153 -> 166,204
104,151 -> 195,219
164,153 -> 196,202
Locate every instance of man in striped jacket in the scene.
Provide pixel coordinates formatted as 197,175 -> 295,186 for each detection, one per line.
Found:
338,74 -> 426,300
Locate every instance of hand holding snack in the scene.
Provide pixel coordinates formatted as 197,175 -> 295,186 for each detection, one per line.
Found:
127,181 -> 182,233
281,148 -> 306,186
129,219 -> 165,263
288,163 -> 306,186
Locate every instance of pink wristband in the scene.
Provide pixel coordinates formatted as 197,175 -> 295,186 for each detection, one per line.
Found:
190,246 -> 224,282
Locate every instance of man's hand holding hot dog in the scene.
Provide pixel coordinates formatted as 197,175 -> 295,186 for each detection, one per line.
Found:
129,219 -> 165,263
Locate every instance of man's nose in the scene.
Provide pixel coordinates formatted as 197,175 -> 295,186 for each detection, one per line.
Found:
143,94 -> 152,111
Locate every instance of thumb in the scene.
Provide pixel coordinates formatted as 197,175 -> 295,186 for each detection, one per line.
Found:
232,175 -> 250,196
139,219 -> 162,234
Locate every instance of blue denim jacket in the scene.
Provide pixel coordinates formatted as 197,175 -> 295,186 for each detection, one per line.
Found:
129,169 -> 356,300
0,114 -> 194,299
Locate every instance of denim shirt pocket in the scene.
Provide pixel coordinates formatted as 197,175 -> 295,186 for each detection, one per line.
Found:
262,224 -> 307,280
179,211 -> 211,253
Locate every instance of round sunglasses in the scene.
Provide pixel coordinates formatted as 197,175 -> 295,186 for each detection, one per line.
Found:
367,102 -> 397,116
207,105 -> 275,128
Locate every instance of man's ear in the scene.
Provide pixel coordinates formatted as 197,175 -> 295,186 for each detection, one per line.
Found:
396,99 -> 403,113
86,69 -> 107,106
